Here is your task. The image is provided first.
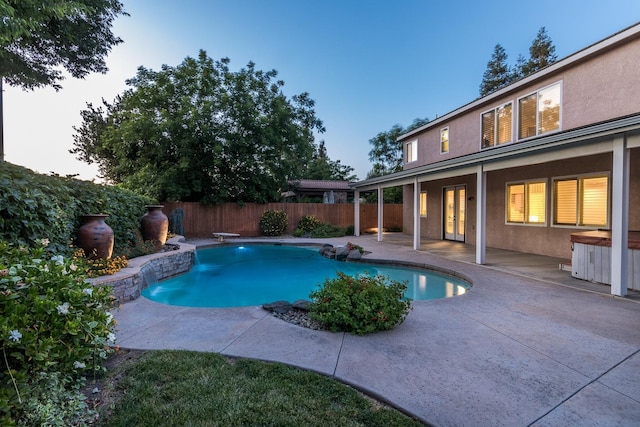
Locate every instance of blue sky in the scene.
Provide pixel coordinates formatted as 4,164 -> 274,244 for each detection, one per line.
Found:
4,0 -> 639,181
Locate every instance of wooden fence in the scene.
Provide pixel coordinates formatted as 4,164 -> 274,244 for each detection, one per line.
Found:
161,202 -> 403,237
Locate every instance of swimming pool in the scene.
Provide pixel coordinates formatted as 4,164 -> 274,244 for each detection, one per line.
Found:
142,244 -> 470,307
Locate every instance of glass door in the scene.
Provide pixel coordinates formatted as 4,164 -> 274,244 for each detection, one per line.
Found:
444,186 -> 466,242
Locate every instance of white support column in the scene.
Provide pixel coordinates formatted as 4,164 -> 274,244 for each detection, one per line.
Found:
413,178 -> 421,250
611,135 -> 629,296
476,164 -> 486,265
377,186 -> 384,242
354,190 -> 360,237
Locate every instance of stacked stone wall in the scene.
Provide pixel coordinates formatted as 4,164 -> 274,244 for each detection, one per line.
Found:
89,237 -> 195,304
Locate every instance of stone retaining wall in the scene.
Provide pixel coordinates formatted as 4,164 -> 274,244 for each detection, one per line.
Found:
88,236 -> 195,304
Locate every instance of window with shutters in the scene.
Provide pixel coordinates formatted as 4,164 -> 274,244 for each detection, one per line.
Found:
506,180 -> 546,225
553,174 -> 609,227
518,82 -> 561,140
482,102 -> 512,149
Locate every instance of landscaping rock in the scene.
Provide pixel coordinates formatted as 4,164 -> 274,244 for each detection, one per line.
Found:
347,249 -> 362,260
293,299 -> 311,311
318,244 -> 334,257
335,246 -> 350,261
262,301 -> 293,314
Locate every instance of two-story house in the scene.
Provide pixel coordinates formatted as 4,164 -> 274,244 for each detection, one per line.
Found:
351,22 -> 640,297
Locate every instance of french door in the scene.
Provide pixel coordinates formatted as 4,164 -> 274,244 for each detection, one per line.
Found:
444,186 -> 466,242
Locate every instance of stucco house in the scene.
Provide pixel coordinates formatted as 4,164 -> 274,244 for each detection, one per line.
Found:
351,22 -> 640,297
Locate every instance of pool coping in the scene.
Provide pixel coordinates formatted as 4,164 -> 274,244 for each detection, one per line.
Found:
110,235 -> 640,426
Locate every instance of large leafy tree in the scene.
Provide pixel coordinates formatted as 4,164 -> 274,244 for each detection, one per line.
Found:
71,51 -> 325,204
367,117 -> 429,178
0,0 -> 126,89
365,117 -> 429,203
304,140 -> 357,181
479,44 -> 511,97
0,0 -> 126,161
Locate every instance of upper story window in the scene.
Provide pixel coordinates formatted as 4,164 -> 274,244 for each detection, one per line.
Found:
553,173 -> 608,227
440,127 -> 449,154
482,103 -> 512,149
406,139 -> 417,163
518,81 -> 561,140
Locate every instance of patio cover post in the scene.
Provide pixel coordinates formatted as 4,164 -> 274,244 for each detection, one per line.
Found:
476,164 -> 486,265
413,178 -> 420,250
377,186 -> 383,242
610,135 -> 629,296
354,190 -> 360,236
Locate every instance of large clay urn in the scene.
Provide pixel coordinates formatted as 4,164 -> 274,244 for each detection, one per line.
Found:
141,205 -> 169,252
77,214 -> 114,260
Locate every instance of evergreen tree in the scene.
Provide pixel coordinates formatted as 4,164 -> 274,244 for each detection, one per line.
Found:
305,140 -> 357,181
517,27 -> 557,76
479,44 -> 511,96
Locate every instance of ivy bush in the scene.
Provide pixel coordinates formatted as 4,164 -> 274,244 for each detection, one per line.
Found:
259,210 -> 288,236
309,272 -> 412,335
0,240 -> 116,425
0,162 -> 154,256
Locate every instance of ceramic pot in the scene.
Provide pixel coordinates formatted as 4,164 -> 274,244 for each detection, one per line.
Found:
141,205 -> 169,251
77,214 -> 114,260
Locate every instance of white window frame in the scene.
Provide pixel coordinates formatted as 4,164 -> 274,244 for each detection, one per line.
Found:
505,179 -> 548,226
551,172 -> 610,229
440,127 -> 449,154
517,81 -> 562,141
406,139 -> 417,164
481,102 -> 513,149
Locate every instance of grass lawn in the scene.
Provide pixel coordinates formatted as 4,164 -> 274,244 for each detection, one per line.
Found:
93,350 -> 426,426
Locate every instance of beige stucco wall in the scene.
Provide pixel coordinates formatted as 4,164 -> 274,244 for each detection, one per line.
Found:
402,148 -> 639,260
404,36 -> 640,170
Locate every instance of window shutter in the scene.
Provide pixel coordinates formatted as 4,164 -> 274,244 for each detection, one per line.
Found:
497,104 -> 512,144
580,176 -> 608,226
554,179 -> 577,225
526,182 -> 546,223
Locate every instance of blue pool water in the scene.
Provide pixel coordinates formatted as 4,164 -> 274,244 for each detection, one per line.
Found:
142,244 -> 470,307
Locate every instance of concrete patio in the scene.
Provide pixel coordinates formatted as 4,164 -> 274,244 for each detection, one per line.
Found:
112,234 -> 640,426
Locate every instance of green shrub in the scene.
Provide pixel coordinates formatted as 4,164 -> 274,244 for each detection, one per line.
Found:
309,272 -> 412,335
297,215 -> 321,233
345,225 -> 355,236
293,228 -> 305,237
0,240 -> 116,424
0,162 -> 154,255
260,210 -> 288,236
309,223 -> 346,238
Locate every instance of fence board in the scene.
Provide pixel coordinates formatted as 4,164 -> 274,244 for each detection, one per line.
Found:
160,202 -> 402,237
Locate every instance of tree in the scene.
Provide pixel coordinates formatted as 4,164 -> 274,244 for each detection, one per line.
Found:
367,117 -> 429,178
0,0 -> 127,90
70,50 -> 326,204
0,0 -> 127,160
304,140 -> 357,181
516,27 -> 557,77
481,27 -> 558,93
365,117 -> 429,203
479,44 -> 511,97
